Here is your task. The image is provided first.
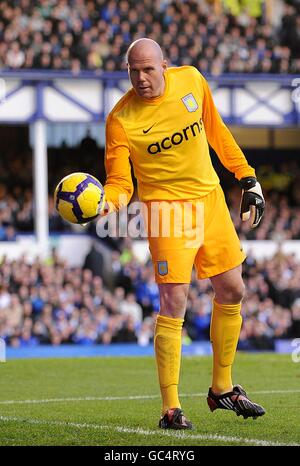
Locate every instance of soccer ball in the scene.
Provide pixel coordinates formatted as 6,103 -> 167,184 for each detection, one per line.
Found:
54,172 -> 105,224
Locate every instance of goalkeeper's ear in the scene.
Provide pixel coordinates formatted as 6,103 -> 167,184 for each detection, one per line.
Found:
239,177 -> 265,229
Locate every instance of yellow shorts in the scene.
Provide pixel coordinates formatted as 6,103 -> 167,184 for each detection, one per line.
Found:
145,185 -> 246,283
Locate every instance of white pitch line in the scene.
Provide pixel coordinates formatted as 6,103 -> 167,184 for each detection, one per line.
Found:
0,415 -> 298,446
0,395 -> 160,405
0,389 -> 300,406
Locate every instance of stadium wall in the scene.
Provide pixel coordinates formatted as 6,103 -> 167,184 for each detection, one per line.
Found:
1,236 -> 300,265
3,339 -> 294,360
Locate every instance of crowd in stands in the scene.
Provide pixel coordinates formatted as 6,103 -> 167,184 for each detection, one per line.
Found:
0,152 -> 33,241
227,161 -> 300,241
0,245 -> 299,349
0,0 -> 299,74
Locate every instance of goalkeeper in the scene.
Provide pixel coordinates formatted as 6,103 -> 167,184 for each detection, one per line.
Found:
102,38 -> 265,429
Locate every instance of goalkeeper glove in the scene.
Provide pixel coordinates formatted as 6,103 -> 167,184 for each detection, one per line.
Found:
239,177 -> 265,228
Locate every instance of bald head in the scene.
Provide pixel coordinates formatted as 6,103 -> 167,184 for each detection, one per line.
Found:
126,38 -> 164,64
126,38 -> 167,99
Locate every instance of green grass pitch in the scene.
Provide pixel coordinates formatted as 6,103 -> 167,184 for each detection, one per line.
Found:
0,353 -> 299,446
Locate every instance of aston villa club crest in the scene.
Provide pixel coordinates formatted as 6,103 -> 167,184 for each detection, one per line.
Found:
157,261 -> 168,276
182,93 -> 198,112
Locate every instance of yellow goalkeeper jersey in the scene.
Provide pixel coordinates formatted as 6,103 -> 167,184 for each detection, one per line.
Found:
104,66 -> 255,210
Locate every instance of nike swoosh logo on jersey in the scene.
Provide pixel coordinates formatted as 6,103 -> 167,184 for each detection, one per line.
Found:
143,123 -> 156,134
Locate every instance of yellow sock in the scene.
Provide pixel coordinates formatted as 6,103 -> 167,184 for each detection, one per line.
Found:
154,314 -> 184,414
210,300 -> 242,394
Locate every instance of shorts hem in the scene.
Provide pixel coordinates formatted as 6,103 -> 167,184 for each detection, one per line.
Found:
154,277 -> 192,284
196,253 -> 247,280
